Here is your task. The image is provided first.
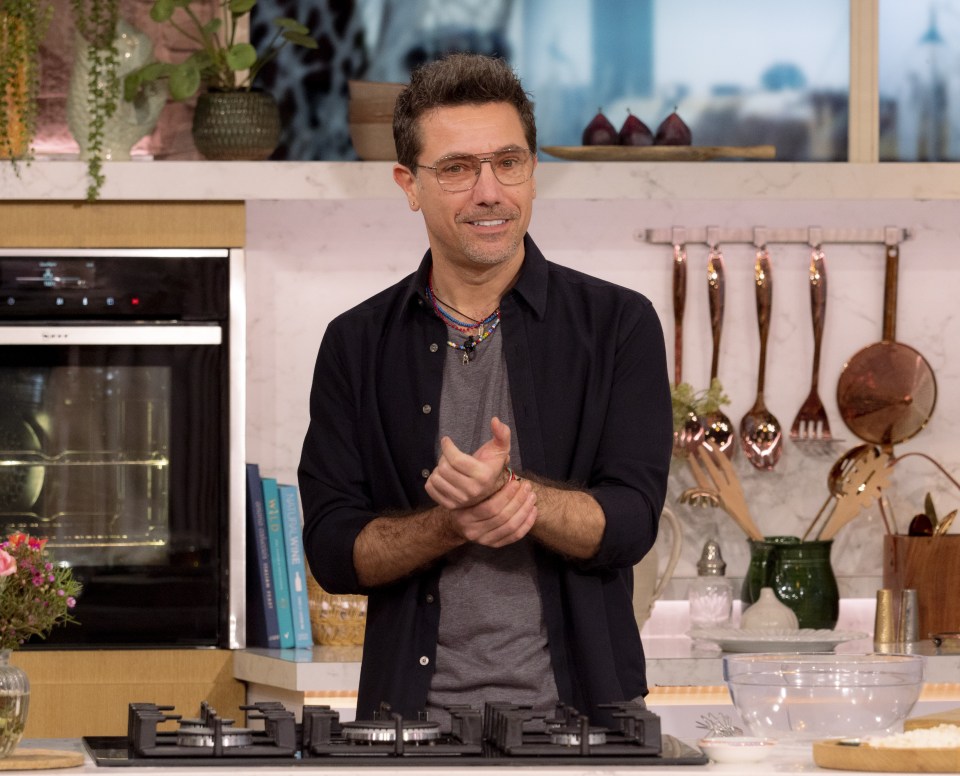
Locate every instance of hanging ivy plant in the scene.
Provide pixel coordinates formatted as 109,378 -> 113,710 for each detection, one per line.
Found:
70,0 -> 120,200
0,0 -> 52,168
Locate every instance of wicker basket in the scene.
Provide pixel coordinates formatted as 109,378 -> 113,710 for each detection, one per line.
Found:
307,575 -> 367,646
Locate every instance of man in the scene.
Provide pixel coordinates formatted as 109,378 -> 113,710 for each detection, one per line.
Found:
299,53 -> 672,729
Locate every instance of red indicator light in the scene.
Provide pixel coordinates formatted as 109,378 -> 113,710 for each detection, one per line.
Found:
131,297 -> 140,306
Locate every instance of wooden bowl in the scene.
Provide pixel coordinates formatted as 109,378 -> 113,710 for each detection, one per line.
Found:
347,80 -> 404,120
348,121 -> 397,161
347,80 -> 404,160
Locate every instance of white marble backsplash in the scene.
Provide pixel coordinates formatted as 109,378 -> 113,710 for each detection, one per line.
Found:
245,192 -> 960,596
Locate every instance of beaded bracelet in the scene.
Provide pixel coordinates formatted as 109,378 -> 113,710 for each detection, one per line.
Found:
504,465 -> 523,484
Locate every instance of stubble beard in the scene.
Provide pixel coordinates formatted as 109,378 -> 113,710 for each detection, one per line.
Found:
455,208 -> 524,267
459,231 -> 523,267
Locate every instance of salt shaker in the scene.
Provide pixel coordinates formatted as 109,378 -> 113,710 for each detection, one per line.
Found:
689,540 -> 733,628
874,588 -> 896,648
898,589 -> 919,644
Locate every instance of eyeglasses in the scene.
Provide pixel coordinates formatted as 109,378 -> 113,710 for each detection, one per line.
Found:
418,148 -> 534,192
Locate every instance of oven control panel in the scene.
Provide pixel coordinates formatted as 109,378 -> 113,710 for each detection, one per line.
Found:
0,255 -> 228,320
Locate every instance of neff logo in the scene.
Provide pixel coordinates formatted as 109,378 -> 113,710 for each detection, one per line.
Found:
40,332 -> 69,340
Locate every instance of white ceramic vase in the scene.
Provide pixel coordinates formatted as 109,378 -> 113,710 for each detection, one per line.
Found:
66,20 -> 167,161
740,587 -> 799,631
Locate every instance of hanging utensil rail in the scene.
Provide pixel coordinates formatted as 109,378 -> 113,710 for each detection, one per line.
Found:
638,225 -> 909,248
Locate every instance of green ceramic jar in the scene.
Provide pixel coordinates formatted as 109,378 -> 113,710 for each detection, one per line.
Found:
741,536 -> 839,630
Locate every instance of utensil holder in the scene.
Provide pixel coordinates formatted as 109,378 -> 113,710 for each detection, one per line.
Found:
883,535 -> 960,638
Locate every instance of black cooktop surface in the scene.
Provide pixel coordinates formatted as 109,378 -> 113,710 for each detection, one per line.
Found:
81,700 -> 708,767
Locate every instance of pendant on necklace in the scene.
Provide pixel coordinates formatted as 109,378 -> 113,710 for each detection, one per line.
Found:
462,335 -> 476,365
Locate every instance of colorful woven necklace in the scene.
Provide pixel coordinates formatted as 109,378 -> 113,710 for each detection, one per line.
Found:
426,274 -> 501,364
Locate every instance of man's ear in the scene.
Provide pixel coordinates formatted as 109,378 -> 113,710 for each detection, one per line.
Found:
393,164 -> 420,211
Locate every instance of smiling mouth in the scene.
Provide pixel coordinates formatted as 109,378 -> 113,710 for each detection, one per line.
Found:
470,219 -> 507,227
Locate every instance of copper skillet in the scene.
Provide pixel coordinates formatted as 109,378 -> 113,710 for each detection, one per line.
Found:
836,244 -> 937,451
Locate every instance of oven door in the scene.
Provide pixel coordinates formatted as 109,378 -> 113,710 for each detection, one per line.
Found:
0,324 -> 228,647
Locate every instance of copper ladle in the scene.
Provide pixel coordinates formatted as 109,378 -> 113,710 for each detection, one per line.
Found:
739,247 -> 783,469
701,246 -> 735,458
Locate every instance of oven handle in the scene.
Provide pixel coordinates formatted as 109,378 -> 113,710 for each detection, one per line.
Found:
0,325 -> 222,345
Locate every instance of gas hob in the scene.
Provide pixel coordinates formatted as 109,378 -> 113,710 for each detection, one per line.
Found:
82,700 -> 707,767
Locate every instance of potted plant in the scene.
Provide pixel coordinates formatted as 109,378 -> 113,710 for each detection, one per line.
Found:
66,0 -> 168,200
0,0 -> 52,165
0,533 -> 81,756
123,0 -> 318,160
67,0 -> 119,200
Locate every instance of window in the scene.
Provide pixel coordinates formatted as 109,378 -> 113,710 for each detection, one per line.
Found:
879,0 -> 960,161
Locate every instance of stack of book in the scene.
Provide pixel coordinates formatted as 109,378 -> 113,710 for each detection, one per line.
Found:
245,462 -> 314,649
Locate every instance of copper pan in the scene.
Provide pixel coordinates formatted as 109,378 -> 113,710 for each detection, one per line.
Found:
836,244 -> 936,450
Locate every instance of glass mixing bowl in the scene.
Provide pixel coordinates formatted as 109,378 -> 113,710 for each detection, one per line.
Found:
723,653 -> 925,743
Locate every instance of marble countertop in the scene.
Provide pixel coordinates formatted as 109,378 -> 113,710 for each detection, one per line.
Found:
15,736 -> 950,774
4,159 -> 960,201
234,636 -> 960,693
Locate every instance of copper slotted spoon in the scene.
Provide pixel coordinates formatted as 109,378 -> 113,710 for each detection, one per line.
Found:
739,247 -> 784,470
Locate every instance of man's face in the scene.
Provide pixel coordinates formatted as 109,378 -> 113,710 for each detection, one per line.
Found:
393,102 -> 537,271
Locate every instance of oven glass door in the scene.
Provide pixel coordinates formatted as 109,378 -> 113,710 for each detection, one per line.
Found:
0,326 -> 226,647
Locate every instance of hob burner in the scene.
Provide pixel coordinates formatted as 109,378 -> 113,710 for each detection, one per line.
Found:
177,726 -> 256,748
341,719 -> 442,743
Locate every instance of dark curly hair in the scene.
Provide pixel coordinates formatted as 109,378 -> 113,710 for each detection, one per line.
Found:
393,53 -> 537,170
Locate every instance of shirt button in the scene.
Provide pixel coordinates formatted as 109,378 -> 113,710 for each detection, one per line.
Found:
422,404 -> 432,414
429,343 -> 439,352
425,594 -> 435,604
419,656 -> 430,666
421,468 -> 430,479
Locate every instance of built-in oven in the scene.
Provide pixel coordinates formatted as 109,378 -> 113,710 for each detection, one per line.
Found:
0,248 -> 245,649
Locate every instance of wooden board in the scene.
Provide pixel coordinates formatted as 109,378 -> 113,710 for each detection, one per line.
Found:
813,739 -> 960,772
907,709 -> 960,731
0,749 -> 83,771
540,144 -> 776,161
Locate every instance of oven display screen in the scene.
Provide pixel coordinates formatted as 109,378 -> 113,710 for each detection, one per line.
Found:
0,259 -> 97,290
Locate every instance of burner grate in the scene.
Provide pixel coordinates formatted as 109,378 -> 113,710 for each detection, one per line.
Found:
127,701 -> 298,758
302,704 -> 482,757
81,698 -> 705,767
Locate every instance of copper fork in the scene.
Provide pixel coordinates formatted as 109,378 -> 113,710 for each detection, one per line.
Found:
791,247 -> 832,441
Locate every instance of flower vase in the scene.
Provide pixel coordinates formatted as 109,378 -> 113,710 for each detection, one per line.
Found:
66,20 -> 167,161
0,650 -> 29,758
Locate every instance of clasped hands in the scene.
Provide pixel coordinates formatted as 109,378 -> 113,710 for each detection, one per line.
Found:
425,417 -> 537,548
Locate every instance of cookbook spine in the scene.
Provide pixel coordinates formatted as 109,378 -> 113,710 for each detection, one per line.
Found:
279,483 -> 314,650
245,463 -> 280,648
262,476 -> 295,648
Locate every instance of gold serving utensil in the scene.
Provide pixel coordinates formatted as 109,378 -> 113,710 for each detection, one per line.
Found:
934,509 -> 957,537
680,454 -> 720,508
817,447 -> 892,541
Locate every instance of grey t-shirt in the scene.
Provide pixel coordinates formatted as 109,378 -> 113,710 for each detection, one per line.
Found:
425,323 -> 559,728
